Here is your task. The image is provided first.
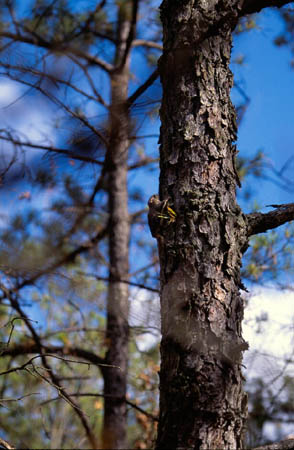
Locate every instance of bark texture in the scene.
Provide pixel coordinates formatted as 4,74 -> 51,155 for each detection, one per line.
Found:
156,1 -> 249,448
102,6 -> 132,449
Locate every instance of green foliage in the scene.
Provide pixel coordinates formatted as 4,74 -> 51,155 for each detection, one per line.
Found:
243,224 -> 294,284
234,14 -> 259,35
236,151 -> 265,182
274,7 -> 294,68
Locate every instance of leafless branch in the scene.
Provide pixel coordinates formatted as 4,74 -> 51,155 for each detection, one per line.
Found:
0,293 -> 99,449
66,54 -> 108,107
42,391 -> 159,422
0,60 -> 106,106
0,353 -> 117,376
246,203 -> 294,236
0,31 -> 113,72
1,343 -> 106,371
42,327 -> 105,339
0,392 -> 40,403
129,156 -> 159,170
0,354 -> 47,376
84,273 -> 159,293
252,438 -> 294,450
132,39 -> 163,50
13,224 -> 108,290
0,132 -> 104,166
5,0 -> 20,35
0,316 -> 37,351
127,68 -> 159,106
131,260 -> 159,277
70,0 -> 108,40
0,72 -> 108,146
0,437 -> 15,450
116,0 -> 139,71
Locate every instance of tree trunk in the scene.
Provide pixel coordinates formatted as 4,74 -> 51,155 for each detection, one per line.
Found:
102,7 -> 132,449
155,1 -> 249,448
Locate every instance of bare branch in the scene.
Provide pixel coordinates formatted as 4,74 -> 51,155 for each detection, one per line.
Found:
246,203 -> 294,236
240,0 -> 293,15
115,0 -> 139,71
42,391 -> 159,421
1,294 -> 99,449
0,353 -> 116,376
66,55 -> 108,107
84,273 -> 159,293
127,68 -> 159,106
132,39 -> 163,50
5,0 -> 20,35
128,156 -> 159,170
0,392 -> 40,403
42,327 -> 105,339
15,224 -> 108,290
0,60 -> 106,106
0,31 -> 113,72
0,133 -> 104,165
252,438 -> 294,450
1,343 -> 106,371
0,73 -> 107,146
0,437 -> 15,450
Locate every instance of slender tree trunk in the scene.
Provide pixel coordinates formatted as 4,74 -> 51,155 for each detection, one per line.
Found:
102,7 -> 132,450
155,1 -> 249,448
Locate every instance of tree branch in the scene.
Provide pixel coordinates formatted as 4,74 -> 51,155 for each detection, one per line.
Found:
3,224 -> 108,291
115,0 -> 139,71
240,0 -> 293,15
0,437 -> 15,450
132,39 -> 163,50
127,68 -> 159,106
86,273 -> 159,293
246,203 -> 294,236
0,72 -> 108,146
0,60 -> 107,106
1,343 -> 106,372
0,31 -> 113,72
0,133 -> 104,166
252,438 -> 294,450
2,294 -> 99,449
42,391 -> 159,421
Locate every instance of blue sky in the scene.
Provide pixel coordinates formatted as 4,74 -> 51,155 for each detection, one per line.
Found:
232,8 -> 294,210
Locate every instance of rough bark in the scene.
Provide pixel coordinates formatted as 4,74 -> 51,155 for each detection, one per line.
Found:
155,1 -> 249,449
154,1 -> 294,448
102,6 -> 132,449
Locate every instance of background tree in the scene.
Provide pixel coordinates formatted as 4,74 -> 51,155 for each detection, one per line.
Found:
0,0 -> 162,448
